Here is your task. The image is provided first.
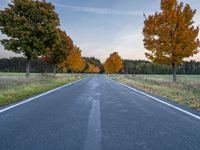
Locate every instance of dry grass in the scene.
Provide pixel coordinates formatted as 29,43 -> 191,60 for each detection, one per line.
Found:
109,74 -> 200,110
0,73 -> 85,107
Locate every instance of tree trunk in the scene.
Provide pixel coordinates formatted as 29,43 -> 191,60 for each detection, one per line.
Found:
26,59 -> 30,78
53,64 -> 57,75
172,64 -> 177,82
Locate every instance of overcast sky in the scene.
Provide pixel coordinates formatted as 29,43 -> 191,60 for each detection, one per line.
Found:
0,0 -> 200,62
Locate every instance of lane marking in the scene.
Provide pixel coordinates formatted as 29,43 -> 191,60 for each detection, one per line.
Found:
109,79 -> 200,121
84,100 -> 101,150
0,78 -> 86,114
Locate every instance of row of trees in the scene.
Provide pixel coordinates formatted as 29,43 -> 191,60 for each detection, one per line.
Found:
0,57 -> 102,73
1,56 -> 200,75
58,48 -> 102,73
0,0 -> 102,76
0,0 -> 199,81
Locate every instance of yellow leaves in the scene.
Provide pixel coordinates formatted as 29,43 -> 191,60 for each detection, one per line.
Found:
66,46 -> 85,73
58,47 -> 101,73
58,46 -> 85,73
93,66 -> 100,73
85,63 -> 100,73
161,0 -> 178,13
143,0 -> 200,67
104,52 -> 123,74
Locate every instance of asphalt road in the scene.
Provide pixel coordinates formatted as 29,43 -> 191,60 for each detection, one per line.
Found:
0,76 -> 200,150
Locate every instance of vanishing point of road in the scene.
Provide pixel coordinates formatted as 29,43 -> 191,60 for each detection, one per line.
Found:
0,76 -> 200,150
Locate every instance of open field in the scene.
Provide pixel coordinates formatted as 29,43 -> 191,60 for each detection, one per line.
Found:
0,72 -> 40,77
0,73 -> 85,107
135,75 -> 200,82
109,74 -> 200,110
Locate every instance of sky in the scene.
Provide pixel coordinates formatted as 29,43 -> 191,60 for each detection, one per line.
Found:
0,0 -> 200,62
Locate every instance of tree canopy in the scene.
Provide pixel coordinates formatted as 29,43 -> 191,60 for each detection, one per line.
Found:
43,29 -> 73,74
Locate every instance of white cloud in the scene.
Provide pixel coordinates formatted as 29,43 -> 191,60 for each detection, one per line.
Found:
54,4 -> 144,16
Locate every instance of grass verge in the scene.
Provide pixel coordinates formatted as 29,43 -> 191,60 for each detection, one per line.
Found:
0,74 -> 85,107
109,74 -> 200,110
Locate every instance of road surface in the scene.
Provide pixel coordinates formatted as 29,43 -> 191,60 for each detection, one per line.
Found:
0,76 -> 200,150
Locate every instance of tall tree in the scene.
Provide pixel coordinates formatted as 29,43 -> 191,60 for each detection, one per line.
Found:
43,29 -> 73,74
143,0 -> 200,81
104,52 -> 123,74
0,0 -> 59,77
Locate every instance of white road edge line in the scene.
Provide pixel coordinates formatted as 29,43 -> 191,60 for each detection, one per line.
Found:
109,79 -> 200,121
0,78 -> 86,114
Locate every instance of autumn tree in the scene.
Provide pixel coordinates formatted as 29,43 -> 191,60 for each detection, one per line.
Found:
43,29 -> 73,74
0,0 -> 59,77
93,66 -> 100,73
84,57 -> 103,73
143,0 -> 200,82
104,52 -> 123,74
84,62 -> 100,73
59,46 -> 85,73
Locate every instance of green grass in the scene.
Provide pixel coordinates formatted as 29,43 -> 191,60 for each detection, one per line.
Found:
109,74 -> 200,110
0,73 -> 85,107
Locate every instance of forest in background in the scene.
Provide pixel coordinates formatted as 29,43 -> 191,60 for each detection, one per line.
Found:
0,57 -> 200,75
0,57 -> 103,73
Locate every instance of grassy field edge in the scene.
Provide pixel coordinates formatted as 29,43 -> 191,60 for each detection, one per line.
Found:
108,75 -> 200,111
0,74 -> 85,107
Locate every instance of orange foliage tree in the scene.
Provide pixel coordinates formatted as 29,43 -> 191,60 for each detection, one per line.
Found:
85,63 -> 100,73
143,0 -> 200,81
104,52 -> 123,74
59,46 -> 85,73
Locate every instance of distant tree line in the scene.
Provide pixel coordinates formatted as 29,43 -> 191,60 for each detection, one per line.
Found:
123,60 -> 200,75
83,57 -> 104,73
0,57 -> 53,73
0,57 -> 102,73
1,57 -> 200,74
